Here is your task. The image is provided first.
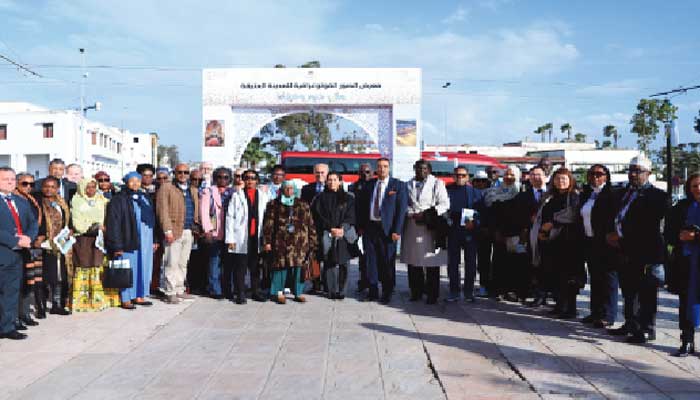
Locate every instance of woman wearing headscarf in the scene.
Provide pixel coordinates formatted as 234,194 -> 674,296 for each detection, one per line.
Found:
537,168 -> 584,319
105,172 -> 157,310
312,172 -> 356,300
70,178 -> 116,312
483,165 -> 524,301
14,172 -> 44,325
34,176 -> 71,315
94,171 -> 114,199
262,180 -> 317,304
401,160 -> 450,304
665,172 -> 700,356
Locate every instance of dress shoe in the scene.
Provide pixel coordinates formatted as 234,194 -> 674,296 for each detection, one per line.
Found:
293,295 -> 306,303
380,294 -> 392,304
0,330 -> 27,340
425,297 -> 438,305
20,317 -> 39,326
592,319 -> 613,329
121,303 -> 136,310
528,296 -> 545,307
626,332 -> 647,344
134,300 -> 153,306
14,320 -> 27,331
503,293 -> 519,303
674,341 -> 695,357
49,305 -> 70,315
607,326 -> 630,336
580,315 -> 596,324
252,293 -> 267,302
235,296 -> 247,305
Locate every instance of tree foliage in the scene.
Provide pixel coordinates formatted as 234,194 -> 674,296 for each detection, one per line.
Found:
560,123 -> 572,141
602,125 -> 619,149
652,143 -> 700,181
574,132 -> 586,143
241,137 -> 275,169
630,99 -> 678,154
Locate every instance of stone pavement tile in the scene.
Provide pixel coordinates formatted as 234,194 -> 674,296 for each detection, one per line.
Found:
0,352 -> 75,391
9,353 -> 122,400
197,371 -> 267,400
274,353 -> 325,370
667,392 -> 700,400
382,370 -> 444,399
324,369 -> 383,397
581,371 -> 662,396
604,393 -> 668,400
140,370 -> 211,398
234,338 -> 284,354
635,368 -> 700,392
219,354 -> 276,373
259,373 -> 323,400
68,387 -> 134,400
381,352 -> 430,373
520,371 -> 600,397
540,394 -> 606,400
506,352 -> 575,373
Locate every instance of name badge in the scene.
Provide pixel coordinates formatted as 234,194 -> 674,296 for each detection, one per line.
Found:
287,224 -> 295,233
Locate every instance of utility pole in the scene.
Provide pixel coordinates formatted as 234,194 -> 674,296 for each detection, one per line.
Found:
79,48 -> 86,166
650,84 -> 700,198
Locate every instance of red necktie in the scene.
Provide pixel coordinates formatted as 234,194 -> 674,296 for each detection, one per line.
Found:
5,197 -> 23,236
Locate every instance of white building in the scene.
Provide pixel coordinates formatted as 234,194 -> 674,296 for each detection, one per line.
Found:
0,102 -> 157,179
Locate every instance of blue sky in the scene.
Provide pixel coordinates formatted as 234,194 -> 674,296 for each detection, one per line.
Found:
1,0 -> 699,162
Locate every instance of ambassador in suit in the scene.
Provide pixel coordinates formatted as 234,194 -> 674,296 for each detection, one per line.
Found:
607,155 -> 670,344
34,158 -> 77,205
0,167 -> 38,340
300,162 -> 329,293
360,158 -> 408,303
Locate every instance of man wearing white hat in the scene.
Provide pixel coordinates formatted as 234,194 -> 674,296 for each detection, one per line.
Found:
606,154 -> 670,343
472,170 -> 492,297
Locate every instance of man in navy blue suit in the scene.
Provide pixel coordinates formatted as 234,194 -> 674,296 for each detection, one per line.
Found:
360,158 -> 408,303
0,167 -> 38,340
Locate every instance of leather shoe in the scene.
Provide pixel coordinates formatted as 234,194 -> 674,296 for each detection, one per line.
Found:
674,342 -> 695,357
293,295 -> 306,303
252,293 -> 267,302
0,330 -> 27,340
626,333 -> 647,344
235,296 -> 247,305
49,305 -> 70,315
133,300 -> 153,306
580,315 -> 596,324
121,303 -> 136,310
380,294 -> 392,304
607,326 -> 630,336
14,320 -> 27,331
20,317 -> 39,326
592,319 -> 613,329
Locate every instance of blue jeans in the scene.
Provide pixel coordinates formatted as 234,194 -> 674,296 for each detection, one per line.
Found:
447,229 -> 477,297
207,241 -> 225,296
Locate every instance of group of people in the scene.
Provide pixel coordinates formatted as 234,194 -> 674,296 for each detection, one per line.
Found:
1,155 -> 700,359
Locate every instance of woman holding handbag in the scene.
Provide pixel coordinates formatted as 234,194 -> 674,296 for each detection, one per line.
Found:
262,180 -> 317,304
70,177 -> 118,312
105,172 -> 158,310
312,172 -> 357,300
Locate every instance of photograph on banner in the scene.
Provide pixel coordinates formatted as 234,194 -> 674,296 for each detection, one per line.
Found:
204,119 -> 225,147
396,119 -> 417,147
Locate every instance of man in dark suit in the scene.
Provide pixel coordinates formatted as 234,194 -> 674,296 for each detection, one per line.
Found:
0,167 -> 38,340
350,163 -> 373,292
446,166 -> 484,302
34,158 -> 77,205
360,158 -> 407,303
301,163 -> 329,294
606,155 -> 670,344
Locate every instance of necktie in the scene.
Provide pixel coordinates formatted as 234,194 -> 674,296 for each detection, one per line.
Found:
373,181 -> 382,219
5,196 -> 23,235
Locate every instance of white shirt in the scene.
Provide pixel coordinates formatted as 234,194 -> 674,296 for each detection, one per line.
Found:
581,184 -> 605,238
370,177 -> 390,221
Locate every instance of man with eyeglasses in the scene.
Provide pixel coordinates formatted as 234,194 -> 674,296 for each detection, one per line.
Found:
137,164 -> 156,195
606,155 -> 669,344
350,163 -> 373,292
156,163 -> 200,304
224,170 -> 269,303
185,169 -> 207,294
266,165 -> 286,201
199,162 -> 214,189
94,171 -> 114,199
446,166 -> 484,302
200,167 -> 234,299
155,168 -> 170,187
300,163 -> 329,294
232,168 -> 245,192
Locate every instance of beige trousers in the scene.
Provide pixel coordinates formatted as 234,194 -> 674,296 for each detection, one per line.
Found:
162,229 -> 194,296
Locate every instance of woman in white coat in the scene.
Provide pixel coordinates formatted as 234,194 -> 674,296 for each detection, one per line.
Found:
401,159 -> 450,304
224,170 -> 269,304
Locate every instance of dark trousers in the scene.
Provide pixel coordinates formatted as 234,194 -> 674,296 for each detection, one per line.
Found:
477,237 -> 492,291
0,251 -> 22,334
679,292 -> 697,342
618,263 -> 658,334
584,240 -> 619,323
364,221 -> 396,295
447,230 -> 477,296
186,243 -> 208,294
324,263 -> 348,296
408,266 -> 440,300
357,253 -> 369,289
224,253 -> 245,298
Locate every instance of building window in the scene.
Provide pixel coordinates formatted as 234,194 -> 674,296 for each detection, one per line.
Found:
91,131 -> 97,145
117,143 -> 122,154
42,123 -> 53,138
0,124 -> 6,140
133,137 -> 139,143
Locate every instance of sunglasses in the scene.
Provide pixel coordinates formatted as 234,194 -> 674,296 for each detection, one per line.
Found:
234,174 -> 242,178
243,176 -> 257,181
175,170 -> 190,175
216,175 -> 230,180
455,174 -> 468,177
19,181 -> 34,187
361,171 -> 372,175
142,174 -> 154,178
272,173 -> 285,177
191,178 -> 203,183
156,177 -> 168,181
590,172 -> 606,178
97,178 -> 110,183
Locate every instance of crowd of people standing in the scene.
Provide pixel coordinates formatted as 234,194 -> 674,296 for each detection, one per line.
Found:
1,155 -> 700,359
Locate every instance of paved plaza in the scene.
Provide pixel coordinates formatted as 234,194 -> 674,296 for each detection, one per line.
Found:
2,263 -> 700,400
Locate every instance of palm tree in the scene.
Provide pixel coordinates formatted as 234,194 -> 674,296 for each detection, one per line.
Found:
534,126 -> 545,143
560,123 -> 572,141
543,122 -> 554,142
603,125 -> 619,148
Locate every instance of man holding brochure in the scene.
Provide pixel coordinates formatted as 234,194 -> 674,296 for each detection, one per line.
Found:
446,166 -> 484,302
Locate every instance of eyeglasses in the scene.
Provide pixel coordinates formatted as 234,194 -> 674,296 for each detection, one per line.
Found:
19,181 -> 33,187
455,174 -> 468,177
590,172 -> 606,178
216,175 -> 230,180
142,173 -> 154,178
361,171 -> 372,175
191,179 -> 203,183
243,176 -> 257,181
175,170 -> 190,175
156,177 -> 168,181
96,178 -> 110,183
234,174 -> 242,178
272,173 -> 285,177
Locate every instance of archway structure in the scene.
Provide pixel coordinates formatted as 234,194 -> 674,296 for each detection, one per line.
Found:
202,68 -> 421,180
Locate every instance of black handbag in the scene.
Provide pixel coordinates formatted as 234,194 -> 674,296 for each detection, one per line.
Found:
423,207 -> 449,249
103,258 -> 133,289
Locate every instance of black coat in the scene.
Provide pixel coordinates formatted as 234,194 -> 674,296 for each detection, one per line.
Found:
578,184 -> 620,267
350,178 -> 371,231
618,184 -> 670,266
311,190 -> 356,265
34,178 -> 76,206
664,199 -> 693,294
541,191 -> 586,286
301,182 -> 323,205
105,189 -> 140,254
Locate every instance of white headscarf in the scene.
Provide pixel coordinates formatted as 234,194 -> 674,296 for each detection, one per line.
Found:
484,166 -> 521,207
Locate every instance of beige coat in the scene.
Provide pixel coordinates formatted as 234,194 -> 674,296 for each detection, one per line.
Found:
156,182 -> 200,240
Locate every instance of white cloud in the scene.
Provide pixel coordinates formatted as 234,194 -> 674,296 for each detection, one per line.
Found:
479,0 -> 514,11
575,80 -> 647,96
364,23 -> 384,32
442,6 -> 468,24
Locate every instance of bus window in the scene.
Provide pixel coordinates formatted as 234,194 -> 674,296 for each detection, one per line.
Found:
430,160 -> 457,177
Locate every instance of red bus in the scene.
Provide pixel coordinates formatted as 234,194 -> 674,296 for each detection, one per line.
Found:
281,151 -> 505,184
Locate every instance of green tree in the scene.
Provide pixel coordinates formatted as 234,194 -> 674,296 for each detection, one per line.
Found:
601,140 -> 612,148
560,123 -> 572,141
603,125 -> 619,149
534,126 -> 545,142
574,132 -> 586,143
241,137 -> 275,169
630,99 -> 678,154
543,122 -> 554,142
